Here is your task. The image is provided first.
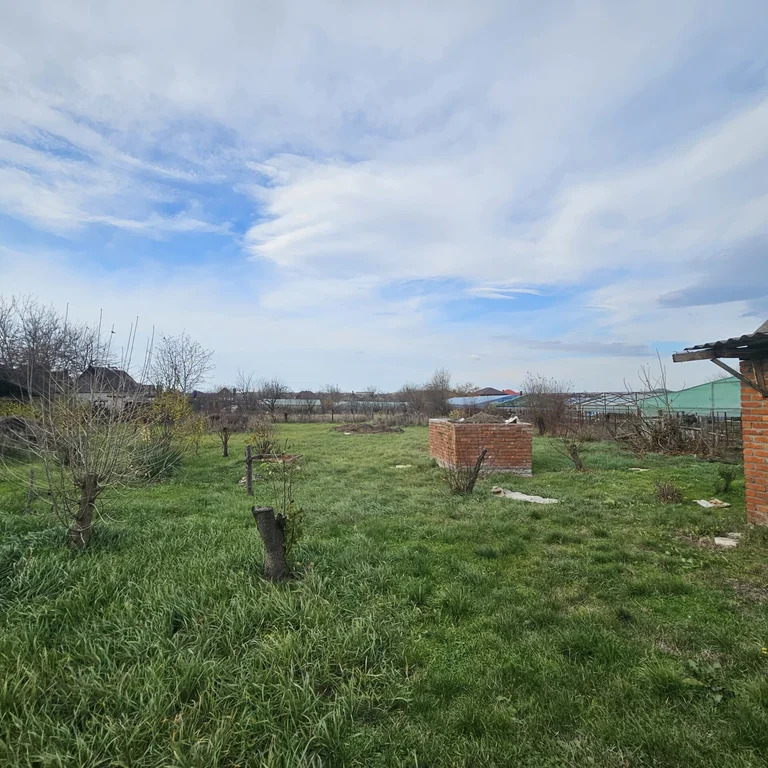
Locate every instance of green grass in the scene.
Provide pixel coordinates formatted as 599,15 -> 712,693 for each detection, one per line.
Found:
1,425 -> 767,767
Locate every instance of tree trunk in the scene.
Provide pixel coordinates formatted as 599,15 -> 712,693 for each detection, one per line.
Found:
252,506 -> 289,580
566,442 -> 584,471
25,469 -> 35,514
221,427 -> 229,457
69,473 -> 99,549
245,444 -> 253,496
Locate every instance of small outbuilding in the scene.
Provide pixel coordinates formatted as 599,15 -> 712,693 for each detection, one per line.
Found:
673,318 -> 768,525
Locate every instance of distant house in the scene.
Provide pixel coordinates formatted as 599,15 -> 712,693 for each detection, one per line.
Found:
76,366 -> 151,410
77,366 -> 141,394
0,367 -> 31,400
0,366 -> 71,400
474,387 -> 505,396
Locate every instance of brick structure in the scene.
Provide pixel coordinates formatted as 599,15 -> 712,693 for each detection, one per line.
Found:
674,318 -> 768,526
429,418 -> 533,475
740,358 -> 768,525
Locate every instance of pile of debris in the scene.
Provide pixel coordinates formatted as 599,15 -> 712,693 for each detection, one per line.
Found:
463,412 -> 505,424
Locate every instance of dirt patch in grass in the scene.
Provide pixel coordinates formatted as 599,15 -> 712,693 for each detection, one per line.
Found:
677,532 -> 738,551
727,578 -> 768,604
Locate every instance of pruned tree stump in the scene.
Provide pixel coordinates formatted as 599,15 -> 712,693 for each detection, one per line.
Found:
252,506 -> 289,581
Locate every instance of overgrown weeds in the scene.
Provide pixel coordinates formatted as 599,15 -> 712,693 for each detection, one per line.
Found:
249,417 -> 278,456
655,481 -> 684,504
714,464 -> 740,494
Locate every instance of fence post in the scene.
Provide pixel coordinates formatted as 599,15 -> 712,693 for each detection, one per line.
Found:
245,444 -> 253,496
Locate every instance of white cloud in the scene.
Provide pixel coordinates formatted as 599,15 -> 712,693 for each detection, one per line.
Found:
1,1 -> 767,389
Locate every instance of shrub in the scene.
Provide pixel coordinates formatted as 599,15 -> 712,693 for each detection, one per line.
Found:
134,442 -> 182,481
249,418 -> 278,456
556,436 -> 585,471
444,448 -> 486,494
619,412 -> 707,456
654,481 -> 683,504
714,464 -> 740,494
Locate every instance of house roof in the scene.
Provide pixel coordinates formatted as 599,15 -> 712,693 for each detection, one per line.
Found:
0,367 -> 30,398
77,366 -> 140,393
0,366 -> 71,397
673,318 -> 768,361
474,387 -> 505,396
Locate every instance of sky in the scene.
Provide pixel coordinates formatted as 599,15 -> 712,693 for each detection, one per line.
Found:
1,0 -> 767,392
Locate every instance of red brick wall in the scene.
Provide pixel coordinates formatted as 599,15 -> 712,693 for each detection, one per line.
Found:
741,359 -> 768,525
429,419 -> 533,475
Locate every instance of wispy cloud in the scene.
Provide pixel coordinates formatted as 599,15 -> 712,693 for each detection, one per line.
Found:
1,1 -> 767,388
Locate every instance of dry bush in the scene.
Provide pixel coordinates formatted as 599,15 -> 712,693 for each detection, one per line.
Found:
520,373 -> 573,435
618,412 -> 708,456
555,436 -> 585,471
372,412 -> 412,428
249,417 -> 278,456
620,355 -> 708,457
714,464 -> 740,494
654,481 -> 683,504
444,448 -> 487,494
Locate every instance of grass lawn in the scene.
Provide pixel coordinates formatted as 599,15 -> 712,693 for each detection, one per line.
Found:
1,424 -> 768,767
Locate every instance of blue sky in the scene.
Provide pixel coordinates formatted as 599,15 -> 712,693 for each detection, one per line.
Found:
1,0 -> 767,391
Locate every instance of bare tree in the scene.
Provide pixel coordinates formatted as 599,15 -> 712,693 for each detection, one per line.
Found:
208,410 -> 248,457
257,378 -> 289,420
301,396 -> 317,419
424,368 -> 452,416
452,381 -> 478,397
618,355 -> 707,456
4,314 -> 153,549
150,331 -> 214,393
520,373 -> 572,435
0,295 -> 114,391
236,369 -> 258,412
320,384 -> 342,422
363,385 -> 380,418
399,383 -> 428,420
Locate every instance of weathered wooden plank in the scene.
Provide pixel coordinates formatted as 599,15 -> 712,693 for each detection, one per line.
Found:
672,349 -> 717,362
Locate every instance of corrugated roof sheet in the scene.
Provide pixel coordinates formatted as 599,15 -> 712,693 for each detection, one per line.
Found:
687,332 -> 768,351
685,317 -> 768,352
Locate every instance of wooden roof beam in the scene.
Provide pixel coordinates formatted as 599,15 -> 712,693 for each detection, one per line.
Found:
711,358 -> 768,398
672,349 -> 717,362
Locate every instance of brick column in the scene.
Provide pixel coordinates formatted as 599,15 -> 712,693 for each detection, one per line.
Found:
740,358 -> 768,525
